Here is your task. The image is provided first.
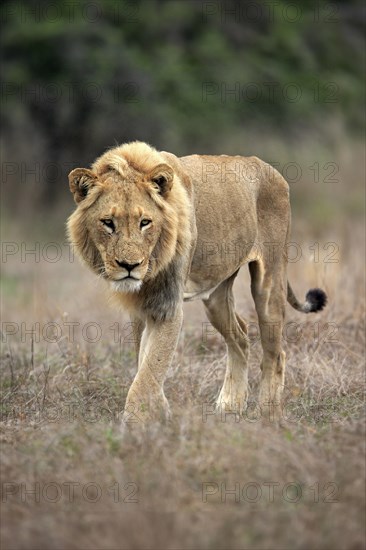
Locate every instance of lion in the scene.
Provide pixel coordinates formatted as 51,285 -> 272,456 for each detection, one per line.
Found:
67,141 -> 327,423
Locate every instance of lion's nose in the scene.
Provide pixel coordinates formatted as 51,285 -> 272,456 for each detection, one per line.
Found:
115,259 -> 142,272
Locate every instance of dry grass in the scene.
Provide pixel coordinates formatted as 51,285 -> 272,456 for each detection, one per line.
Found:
1,143 -> 365,549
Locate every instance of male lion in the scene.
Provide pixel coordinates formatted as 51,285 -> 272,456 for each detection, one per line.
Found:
67,141 -> 327,423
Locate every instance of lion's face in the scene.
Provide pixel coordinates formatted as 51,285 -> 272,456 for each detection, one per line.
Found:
86,176 -> 167,292
68,152 -> 180,294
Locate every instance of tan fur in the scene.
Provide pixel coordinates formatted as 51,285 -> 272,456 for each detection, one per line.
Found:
67,141 -> 326,424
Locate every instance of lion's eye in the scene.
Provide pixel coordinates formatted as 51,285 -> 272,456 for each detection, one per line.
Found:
101,219 -> 115,232
140,219 -> 152,228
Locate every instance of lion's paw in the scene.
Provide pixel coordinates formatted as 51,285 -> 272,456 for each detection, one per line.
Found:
121,393 -> 171,428
215,389 -> 248,418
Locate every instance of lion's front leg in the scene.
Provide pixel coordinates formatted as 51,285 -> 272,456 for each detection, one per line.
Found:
122,307 -> 183,425
129,315 -> 145,369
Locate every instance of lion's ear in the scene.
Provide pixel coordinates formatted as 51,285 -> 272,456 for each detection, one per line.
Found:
68,168 -> 98,204
149,163 -> 174,197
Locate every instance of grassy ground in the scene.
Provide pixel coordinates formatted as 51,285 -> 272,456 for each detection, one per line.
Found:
1,145 -> 365,549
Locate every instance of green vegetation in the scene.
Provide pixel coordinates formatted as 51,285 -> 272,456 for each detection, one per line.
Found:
1,0 -> 364,209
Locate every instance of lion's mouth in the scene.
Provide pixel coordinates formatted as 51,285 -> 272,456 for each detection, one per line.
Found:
104,272 -> 141,282
116,275 -> 140,281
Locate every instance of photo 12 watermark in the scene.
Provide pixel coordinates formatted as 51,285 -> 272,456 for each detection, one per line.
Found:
201,480 -> 339,503
1,81 -> 140,106
1,320 -> 140,345
200,158 -> 339,184
198,240 -> 339,266
201,2 -> 340,24
201,396 -> 342,425
1,1 -> 140,24
1,481 -> 138,504
2,241 -> 75,264
202,80 -> 339,105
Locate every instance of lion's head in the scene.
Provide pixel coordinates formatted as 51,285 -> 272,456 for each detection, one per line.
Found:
67,142 -> 191,301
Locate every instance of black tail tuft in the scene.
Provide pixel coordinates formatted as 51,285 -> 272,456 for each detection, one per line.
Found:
305,288 -> 327,312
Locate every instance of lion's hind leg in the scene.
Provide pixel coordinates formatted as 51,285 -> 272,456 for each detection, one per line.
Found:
203,272 -> 250,416
249,259 -> 287,424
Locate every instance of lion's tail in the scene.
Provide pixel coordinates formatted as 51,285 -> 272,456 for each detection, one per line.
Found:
287,282 -> 327,313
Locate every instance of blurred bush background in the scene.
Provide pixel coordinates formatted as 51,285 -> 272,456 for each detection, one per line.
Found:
1,0 -> 365,233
